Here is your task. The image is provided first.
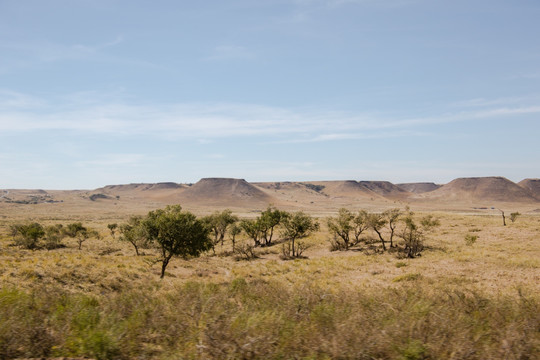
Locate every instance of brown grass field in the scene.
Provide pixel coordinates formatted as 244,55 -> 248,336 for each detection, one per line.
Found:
0,179 -> 539,359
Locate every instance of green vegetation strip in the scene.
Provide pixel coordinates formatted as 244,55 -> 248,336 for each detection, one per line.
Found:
1,280 -> 538,360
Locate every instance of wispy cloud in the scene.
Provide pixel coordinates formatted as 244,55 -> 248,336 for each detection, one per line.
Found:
0,35 -> 124,63
1,91 -> 539,141
75,153 -> 149,168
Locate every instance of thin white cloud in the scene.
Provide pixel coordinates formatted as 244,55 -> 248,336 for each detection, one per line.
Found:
1,91 -> 539,141
0,35 -> 124,63
75,153 -> 149,168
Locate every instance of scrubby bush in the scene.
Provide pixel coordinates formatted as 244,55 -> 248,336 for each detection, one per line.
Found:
510,212 -> 521,223
64,222 -> 98,250
465,234 -> 478,246
399,211 -> 440,258
233,242 -> 258,260
10,222 -> 45,250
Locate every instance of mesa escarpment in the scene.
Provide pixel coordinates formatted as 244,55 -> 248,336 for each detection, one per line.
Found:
416,177 -> 537,204
518,179 -> 540,200
2,176 -> 539,216
177,178 -> 274,207
397,182 -> 442,194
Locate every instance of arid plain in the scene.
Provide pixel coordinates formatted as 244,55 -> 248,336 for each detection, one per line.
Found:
1,176 -> 539,359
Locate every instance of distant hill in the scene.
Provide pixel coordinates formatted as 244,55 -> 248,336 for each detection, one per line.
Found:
358,181 -> 409,198
178,178 -> 274,206
518,179 -> 540,200
98,182 -> 185,192
419,177 -> 537,203
308,180 -> 378,199
397,182 -> 442,194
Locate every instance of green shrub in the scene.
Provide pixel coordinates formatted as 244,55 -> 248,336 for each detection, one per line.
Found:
465,234 -> 478,246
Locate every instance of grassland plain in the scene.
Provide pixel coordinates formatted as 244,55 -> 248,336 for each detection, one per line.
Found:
0,205 -> 539,359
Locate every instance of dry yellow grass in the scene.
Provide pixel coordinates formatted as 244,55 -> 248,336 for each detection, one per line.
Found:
0,191 -> 539,359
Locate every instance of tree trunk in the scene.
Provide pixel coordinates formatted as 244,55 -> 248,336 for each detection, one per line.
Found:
160,257 -> 171,279
374,229 -> 386,251
500,210 -> 506,226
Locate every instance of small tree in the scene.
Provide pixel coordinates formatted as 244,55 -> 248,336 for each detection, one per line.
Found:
366,212 -> 388,251
352,210 -> 369,244
327,208 -> 354,250
240,218 -> 263,247
118,216 -> 150,256
64,222 -> 97,250
107,223 -> 118,239
259,206 -> 287,246
202,209 -> 239,253
281,211 -> 319,258
399,212 -> 440,258
510,212 -> 521,223
383,208 -> 401,248
229,223 -> 242,252
143,205 -> 212,278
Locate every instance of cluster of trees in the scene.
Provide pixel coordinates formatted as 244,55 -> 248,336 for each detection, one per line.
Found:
114,205 -> 320,277
9,222 -> 99,250
327,208 -> 439,258
8,204 -> 440,278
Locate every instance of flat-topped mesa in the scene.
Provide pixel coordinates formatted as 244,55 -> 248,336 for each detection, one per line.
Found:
178,178 -> 274,206
308,180 -> 374,198
396,182 -> 442,194
421,176 -> 538,203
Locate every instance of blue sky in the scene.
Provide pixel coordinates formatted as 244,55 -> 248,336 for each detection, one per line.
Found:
1,0 -> 539,189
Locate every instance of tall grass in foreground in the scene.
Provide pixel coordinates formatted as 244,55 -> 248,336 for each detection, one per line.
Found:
0,280 -> 538,360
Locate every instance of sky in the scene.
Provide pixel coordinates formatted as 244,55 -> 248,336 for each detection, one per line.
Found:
1,0 -> 539,189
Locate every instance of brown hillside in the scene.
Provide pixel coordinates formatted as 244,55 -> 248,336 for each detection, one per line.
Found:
397,182 -> 442,194
420,177 -> 537,203
358,181 -> 409,198
98,183 -> 186,192
518,179 -> 540,200
178,178 -> 274,207
311,180 -> 375,198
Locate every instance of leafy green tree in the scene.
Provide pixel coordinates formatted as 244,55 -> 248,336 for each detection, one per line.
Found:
118,216 -> 149,256
259,206 -> 287,246
202,209 -> 239,253
281,211 -> 319,258
327,208 -> 354,250
143,205 -> 212,278
240,218 -> 263,247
